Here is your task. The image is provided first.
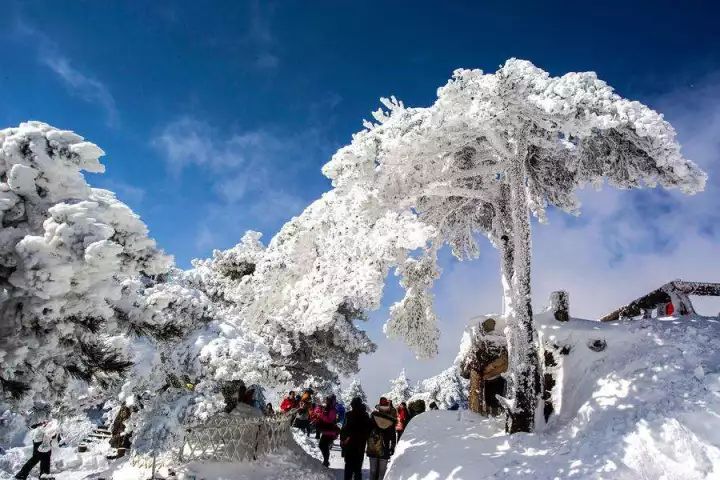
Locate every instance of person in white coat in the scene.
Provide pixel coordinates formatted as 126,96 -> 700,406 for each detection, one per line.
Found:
15,420 -> 60,479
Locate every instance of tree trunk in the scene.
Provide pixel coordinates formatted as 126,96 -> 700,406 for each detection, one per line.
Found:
469,369 -> 484,414
498,184 -> 514,317
504,159 -> 541,434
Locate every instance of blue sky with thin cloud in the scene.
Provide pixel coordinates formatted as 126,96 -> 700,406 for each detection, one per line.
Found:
2,0 -> 719,401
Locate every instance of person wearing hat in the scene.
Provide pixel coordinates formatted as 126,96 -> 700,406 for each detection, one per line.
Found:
366,397 -> 397,480
340,397 -> 371,480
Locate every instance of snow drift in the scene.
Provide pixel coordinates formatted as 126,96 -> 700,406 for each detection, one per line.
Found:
386,313 -> 720,479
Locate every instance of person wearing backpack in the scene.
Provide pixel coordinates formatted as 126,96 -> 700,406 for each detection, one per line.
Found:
340,397 -> 371,480
366,397 -> 397,480
310,399 -> 323,439
294,391 -> 313,436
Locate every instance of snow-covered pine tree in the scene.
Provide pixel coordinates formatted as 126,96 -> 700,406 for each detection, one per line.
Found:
384,370 -> 413,405
342,378 -> 367,406
410,367 -> 468,409
0,122 -> 172,410
323,59 -> 706,432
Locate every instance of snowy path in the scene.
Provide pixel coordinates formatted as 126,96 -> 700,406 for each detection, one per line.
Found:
292,429 -> 370,479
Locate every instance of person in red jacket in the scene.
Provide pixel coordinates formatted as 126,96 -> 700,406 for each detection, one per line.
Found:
280,391 -> 298,413
395,402 -> 409,442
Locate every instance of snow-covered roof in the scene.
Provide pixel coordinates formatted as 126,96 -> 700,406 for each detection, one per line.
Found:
600,280 -> 720,322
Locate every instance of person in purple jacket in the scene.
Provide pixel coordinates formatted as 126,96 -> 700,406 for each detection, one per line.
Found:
316,395 -> 339,467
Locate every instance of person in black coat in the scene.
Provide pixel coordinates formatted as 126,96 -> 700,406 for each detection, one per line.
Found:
340,397 -> 371,480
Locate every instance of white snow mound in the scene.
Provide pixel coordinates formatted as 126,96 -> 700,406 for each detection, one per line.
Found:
386,314 -> 720,479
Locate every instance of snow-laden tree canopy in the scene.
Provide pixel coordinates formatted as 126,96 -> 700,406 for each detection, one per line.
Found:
324,58 -> 706,355
232,187 -> 435,382
0,124 -> 287,426
182,232 -> 292,389
322,59 -> 706,432
0,122 -> 172,409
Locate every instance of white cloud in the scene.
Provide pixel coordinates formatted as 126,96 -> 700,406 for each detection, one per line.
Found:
255,52 -> 280,69
246,0 -> 279,70
153,116 -> 313,207
250,189 -> 305,220
42,56 -> 118,126
12,17 -> 118,126
153,115 -> 328,259
195,225 -> 219,251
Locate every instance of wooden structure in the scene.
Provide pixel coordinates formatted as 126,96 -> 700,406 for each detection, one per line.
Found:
600,280 -> 720,322
459,317 -> 508,416
460,291 -> 570,418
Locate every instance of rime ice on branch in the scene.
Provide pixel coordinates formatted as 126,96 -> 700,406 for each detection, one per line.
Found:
0,122 -> 171,409
323,59 -> 706,432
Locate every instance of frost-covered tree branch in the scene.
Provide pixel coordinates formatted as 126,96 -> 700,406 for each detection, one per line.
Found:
322,59 -> 706,432
0,122 -> 171,410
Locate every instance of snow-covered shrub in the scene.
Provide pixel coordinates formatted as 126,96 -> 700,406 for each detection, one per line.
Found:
0,405 -> 27,449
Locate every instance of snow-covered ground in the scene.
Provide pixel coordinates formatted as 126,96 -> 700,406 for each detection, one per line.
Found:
292,427 -> 370,479
386,313 -> 720,479
5,313 -> 720,479
0,430 -> 332,480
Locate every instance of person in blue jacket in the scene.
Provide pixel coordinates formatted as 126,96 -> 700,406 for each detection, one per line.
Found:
336,401 -> 347,426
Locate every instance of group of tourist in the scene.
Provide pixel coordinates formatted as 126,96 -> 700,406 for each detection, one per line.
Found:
279,390 -> 422,480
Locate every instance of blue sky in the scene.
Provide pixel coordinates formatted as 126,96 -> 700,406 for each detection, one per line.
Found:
2,1 -> 719,401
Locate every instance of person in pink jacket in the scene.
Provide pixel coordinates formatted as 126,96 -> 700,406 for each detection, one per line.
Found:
317,395 -> 339,467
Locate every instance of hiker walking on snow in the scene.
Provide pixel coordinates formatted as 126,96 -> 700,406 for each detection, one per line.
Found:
336,400 -> 347,426
366,397 -> 397,480
293,390 -> 313,436
340,397 -> 371,480
317,395 -> 340,467
15,420 -> 60,480
280,391 -> 298,413
395,402 -> 409,442
311,398 -> 324,439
